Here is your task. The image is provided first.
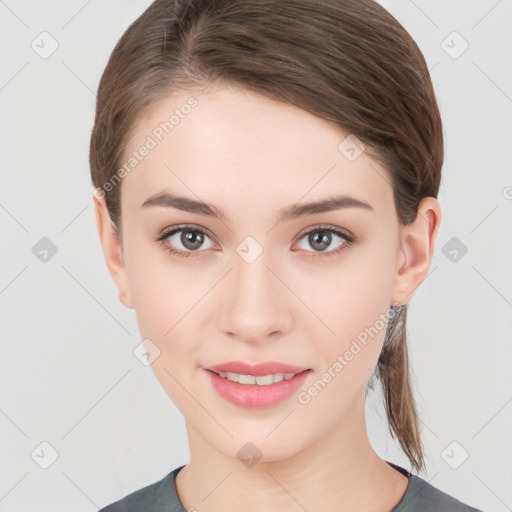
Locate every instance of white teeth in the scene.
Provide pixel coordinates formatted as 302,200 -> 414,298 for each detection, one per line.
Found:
218,371 -> 297,385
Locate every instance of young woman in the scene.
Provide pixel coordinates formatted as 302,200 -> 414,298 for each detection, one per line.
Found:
90,0 -> 484,510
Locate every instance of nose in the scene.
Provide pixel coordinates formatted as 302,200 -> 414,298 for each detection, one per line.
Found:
217,247 -> 293,344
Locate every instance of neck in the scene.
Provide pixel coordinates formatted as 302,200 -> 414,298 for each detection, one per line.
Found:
174,389 -> 409,512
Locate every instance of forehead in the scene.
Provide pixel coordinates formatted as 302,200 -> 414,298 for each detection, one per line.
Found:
120,85 -> 393,217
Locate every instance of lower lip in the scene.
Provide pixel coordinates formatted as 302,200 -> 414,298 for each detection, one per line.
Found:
204,369 -> 311,409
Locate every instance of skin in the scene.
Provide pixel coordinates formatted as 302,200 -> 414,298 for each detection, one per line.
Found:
93,83 -> 441,512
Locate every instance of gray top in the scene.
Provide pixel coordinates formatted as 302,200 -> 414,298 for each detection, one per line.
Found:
98,461 -> 484,511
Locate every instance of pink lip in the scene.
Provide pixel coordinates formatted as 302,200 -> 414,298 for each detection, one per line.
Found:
203,364 -> 312,409
205,361 -> 309,376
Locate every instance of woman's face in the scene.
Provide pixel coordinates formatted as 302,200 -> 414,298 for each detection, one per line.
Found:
98,83 -> 429,463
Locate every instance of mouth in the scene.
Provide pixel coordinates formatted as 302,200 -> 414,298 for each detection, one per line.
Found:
205,360 -> 310,376
203,362 -> 312,408
206,369 -> 308,386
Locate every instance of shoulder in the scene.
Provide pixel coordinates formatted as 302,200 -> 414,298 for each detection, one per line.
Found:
98,466 -> 185,512
394,473 -> 484,512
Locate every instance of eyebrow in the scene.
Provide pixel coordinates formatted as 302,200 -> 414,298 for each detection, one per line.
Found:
141,191 -> 374,222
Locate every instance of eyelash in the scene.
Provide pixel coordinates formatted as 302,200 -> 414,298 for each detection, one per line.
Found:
155,224 -> 355,260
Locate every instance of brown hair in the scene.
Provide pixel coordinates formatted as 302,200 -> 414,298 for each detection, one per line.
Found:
90,0 -> 443,473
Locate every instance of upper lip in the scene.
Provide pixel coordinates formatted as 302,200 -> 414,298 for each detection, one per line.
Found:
205,361 -> 310,376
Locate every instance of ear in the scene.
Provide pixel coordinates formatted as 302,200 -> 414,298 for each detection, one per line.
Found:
390,197 -> 442,306
92,189 -> 134,309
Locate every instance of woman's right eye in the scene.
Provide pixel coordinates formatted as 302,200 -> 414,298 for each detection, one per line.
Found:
156,225 -> 216,259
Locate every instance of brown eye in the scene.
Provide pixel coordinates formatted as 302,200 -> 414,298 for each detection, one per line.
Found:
295,226 -> 354,258
307,231 -> 335,251
179,229 -> 206,250
156,225 -> 215,258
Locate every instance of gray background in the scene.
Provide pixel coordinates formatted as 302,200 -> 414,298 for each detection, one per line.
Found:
1,1 -> 511,511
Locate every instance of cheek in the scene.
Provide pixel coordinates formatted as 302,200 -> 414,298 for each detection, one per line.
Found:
303,246 -> 395,385
129,256 -> 204,410
304,293 -> 391,414
126,246 -> 205,376
126,238 -> 196,327
303,245 -> 394,337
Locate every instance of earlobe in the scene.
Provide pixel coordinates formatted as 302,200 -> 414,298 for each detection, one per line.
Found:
391,197 -> 442,306
92,191 -> 135,309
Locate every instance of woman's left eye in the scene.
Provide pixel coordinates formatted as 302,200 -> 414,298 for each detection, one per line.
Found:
155,224 -> 354,259
294,226 -> 354,259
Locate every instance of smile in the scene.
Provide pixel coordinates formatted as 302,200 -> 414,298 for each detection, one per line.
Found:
214,371 -> 298,385
205,369 -> 311,408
